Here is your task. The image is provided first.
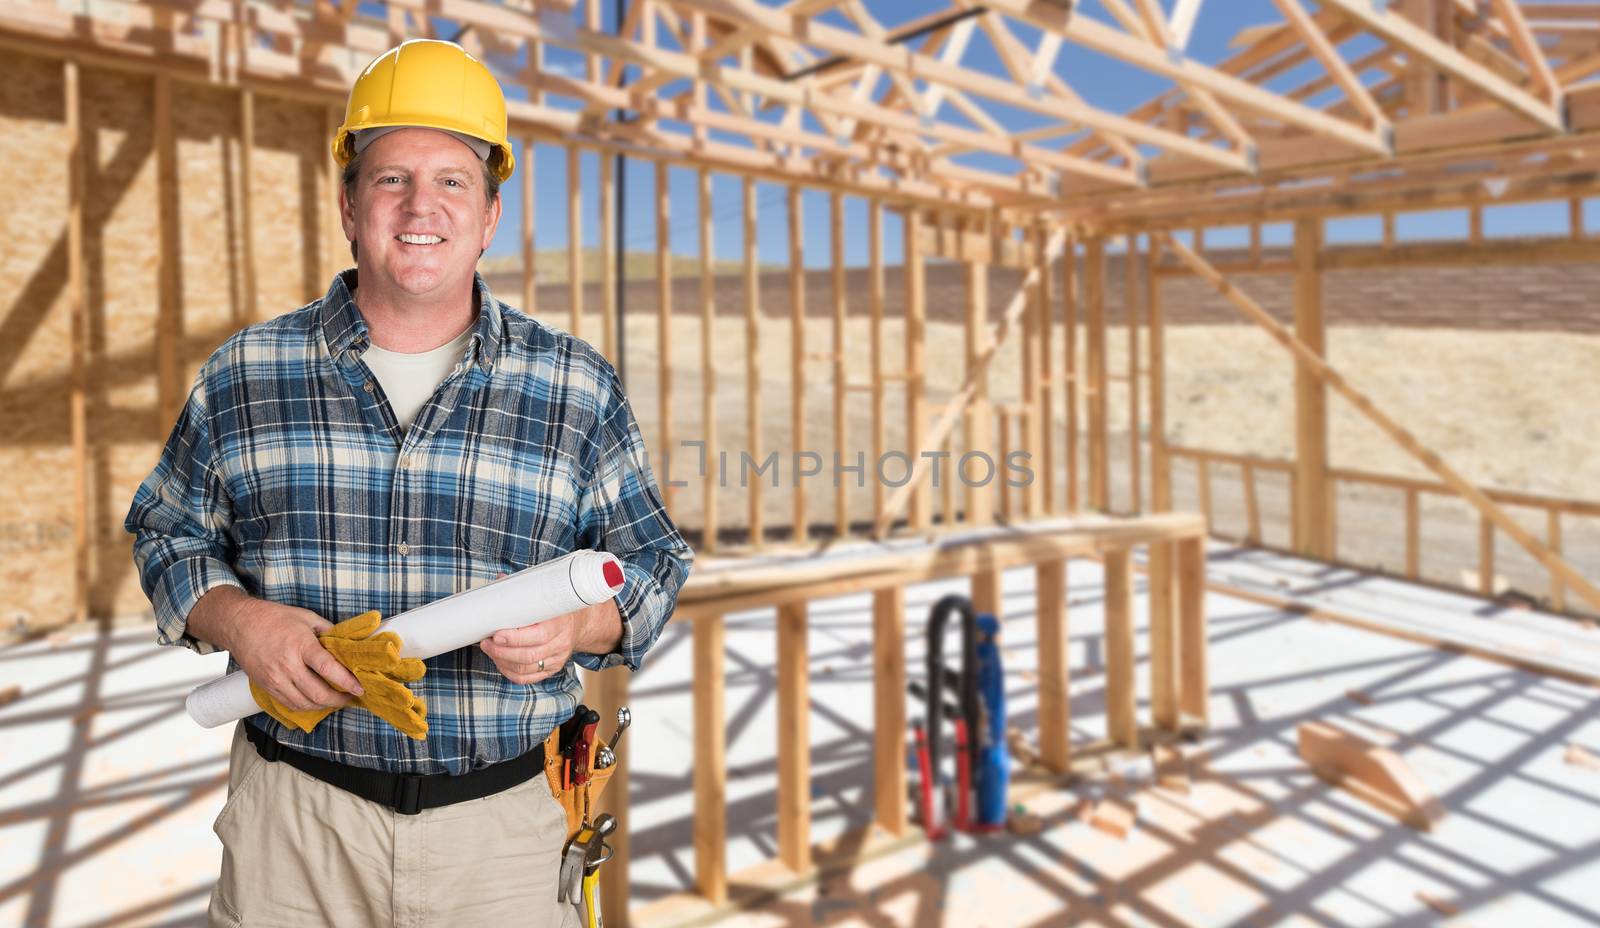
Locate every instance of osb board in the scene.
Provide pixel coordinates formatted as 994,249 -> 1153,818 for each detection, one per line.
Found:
0,51 -> 353,628
0,54 -> 75,628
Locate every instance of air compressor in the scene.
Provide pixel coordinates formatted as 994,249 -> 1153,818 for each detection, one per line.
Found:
908,594 -> 1010,837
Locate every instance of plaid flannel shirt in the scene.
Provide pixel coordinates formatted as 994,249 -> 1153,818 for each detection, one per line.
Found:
126,270 -> 692,775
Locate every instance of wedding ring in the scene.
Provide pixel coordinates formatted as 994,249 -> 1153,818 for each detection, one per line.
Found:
537,659 -> 546,673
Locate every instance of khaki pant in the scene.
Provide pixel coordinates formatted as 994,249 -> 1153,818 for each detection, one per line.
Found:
209,724 -> 580,928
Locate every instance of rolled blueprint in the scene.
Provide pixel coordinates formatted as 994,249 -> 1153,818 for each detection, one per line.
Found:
185,549 -> 626,729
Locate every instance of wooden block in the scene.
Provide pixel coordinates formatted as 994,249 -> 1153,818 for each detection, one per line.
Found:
1298,721 -> 1445,832
1566,743 -> 1600,772
1089,799 -> 1136,840
0,685 -> 19,708
1151,743 -> 1190,795
1416,891 -> 1461,917
1007,811 -> 1044,836
1345,689 -> 1375,706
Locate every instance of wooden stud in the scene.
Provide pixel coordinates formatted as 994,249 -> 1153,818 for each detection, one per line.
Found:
964,221 -> 994,529
239,90 -> 259,323
693,613 -> 728,904
1126,234 -> 1142,513
869,201 -> 887,537
1103,548 -> 1137,748
1469,204 -> 1484,245
745,177 -> 764,549
789,185 -> 808,544
1036,560 -> 1070,772
699,169 -> 718,553
1021,227 -> 1044,520
905,208 -> 930,533
998,413 -> 1014,524
1177,535 -> 1209,724
1406,487 -> 1421,579
66,60 -> 89,626
1293,217 -> 1329,559
1149,232 -> 1169,513
1064,235 -> 1079,512
831,192 -> 848,538
155,72 -> 183,432
972,568 -> 1003,619
1550,510 -> 1566,612
1166,233 -> 1600,613
1249,222 -> 1262,266
776,602 -> 811,872
1479,515 -> 1495,597
522,136 -> 537,317
568,146 -> 583,339
589,666 -> 632,923
323,107 -> 342,284
1197,456 -> 1212,530
1383,210 -> 1397,249
873,586 -> 908,835
1148,540 -> 1178,730
1570,197 -> 1585,241
656,160 -> 674,518
1085,237 -> 1109,511
1038,226 -> 1055,515
1243,462 -> 1261,545
600,153 -> 617,361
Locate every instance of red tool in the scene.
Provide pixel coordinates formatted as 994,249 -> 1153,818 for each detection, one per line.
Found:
953,718 -> 972,832
912,723 -> 946,841
571,709 -> 600,786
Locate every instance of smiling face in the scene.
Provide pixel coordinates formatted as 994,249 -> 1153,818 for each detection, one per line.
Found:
339,127 -> 502,303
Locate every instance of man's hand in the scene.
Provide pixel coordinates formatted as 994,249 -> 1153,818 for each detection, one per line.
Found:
189,587 -> 364,712
479,601 -> 621,685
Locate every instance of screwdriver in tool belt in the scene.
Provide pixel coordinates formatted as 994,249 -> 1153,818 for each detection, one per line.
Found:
571,708 -> 601,786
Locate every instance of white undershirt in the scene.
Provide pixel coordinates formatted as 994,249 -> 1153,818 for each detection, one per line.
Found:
363,325 -> 475,431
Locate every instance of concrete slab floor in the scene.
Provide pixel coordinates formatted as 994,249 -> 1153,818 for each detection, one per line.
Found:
3,546 -> 1599,927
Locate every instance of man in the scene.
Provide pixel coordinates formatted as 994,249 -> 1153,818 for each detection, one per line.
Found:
125,40 -> 691,927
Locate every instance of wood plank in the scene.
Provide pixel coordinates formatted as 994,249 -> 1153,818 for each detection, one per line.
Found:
789,185 -> 808,544
568,146 -> 583,339
1197,457 -> 1212,529
1166,232 -> 1600,613
155,72 -> 183,432
1126,234 -> 1142,512
1103,548 -> 1137,747
588,667 -> 632,923
1064,235 -> 1080,512
745,177 -> 764,548
1293,217 -> 1329,558
1177,535 -> 1209,724
831,192 -> 848,538
1148,540 -> 1178,729
872,587 -> 908,835
869,201 -> 887,537
905,208 -> 930,533
1298,721 -> 1445,832
776,602 -> 811,871
972,567 -> 1003,620
656,160 -> 675,518
1243,462 -> 1261,544
1406,487 -> 1421,579
1036,560 -> 1070,771
699,169 -> 718,553
600,153 -> 617,360
1085,237 -> 1109,511
964,227 -> 994,528
1038,226 -> 1056,515
1479,515 -> 1495,597
694,612 -> 728,903
239,90 -> 258,323
1022,228 -> 1044,519
1550,510 -> 1567,612
66,60 -> 89,626
522,136 -> 536,316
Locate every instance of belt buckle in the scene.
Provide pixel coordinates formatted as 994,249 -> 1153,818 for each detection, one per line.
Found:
394,775 -> 423,815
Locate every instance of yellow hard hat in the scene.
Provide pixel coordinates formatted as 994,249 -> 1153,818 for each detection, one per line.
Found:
332,39 -> 515,182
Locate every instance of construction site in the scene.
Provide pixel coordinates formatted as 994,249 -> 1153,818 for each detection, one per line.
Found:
3,0 -> 1600,925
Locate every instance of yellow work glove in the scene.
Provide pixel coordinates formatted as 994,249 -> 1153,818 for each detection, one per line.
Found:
249,610 -> 429,740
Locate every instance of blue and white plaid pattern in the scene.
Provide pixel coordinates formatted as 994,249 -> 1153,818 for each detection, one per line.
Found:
127,270 -> 692,775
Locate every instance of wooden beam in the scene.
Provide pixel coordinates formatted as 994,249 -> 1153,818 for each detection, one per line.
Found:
964,223 -> 993,528
568,146 -> 583,339
1103,548 -> 1137,748
789,185 -> 808,544
155,72 -> 183,432
1490,0 -> 1562,104
589,666 -> 632,924
1321,0 -> 1565,132
521,135 -> 538,318
239,90 -> 259,324
1126,234 -> 1142,513
1148,540 -> 1178,730
830,192 -> 848,538
694,612 -> 727,904
656,160 -> 675,519
1177,535 -> 1209,724
1085,237 -> 1109,511
1149,234 -> 1170,512
699,169 -> 719,553
1164,233 -> 1600,613
872,586 -> 908,835
1022,229 -> 1043,519
905,208 -> 930,534
67,60 -> 89,626
1298,721 -> 1445,831
1064,236 -> 1079,512
1293,217 -> 1329,559
777,601 -> 811,872
1550,510 -> 1567,612
1036,560 -> 1070,771
600,153 -> 617,360
1272,0 -> 1392,132
1406,487 -> 1421,580
1037,226 -> 1055,515
745,176 -> 764,548
869,200 -> 887,537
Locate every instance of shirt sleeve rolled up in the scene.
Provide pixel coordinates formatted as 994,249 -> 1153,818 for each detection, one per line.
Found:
125,374 -> 243,654
572,371 -> 693,673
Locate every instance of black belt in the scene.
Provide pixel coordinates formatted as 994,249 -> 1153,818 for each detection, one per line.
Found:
244,722 -> 546,815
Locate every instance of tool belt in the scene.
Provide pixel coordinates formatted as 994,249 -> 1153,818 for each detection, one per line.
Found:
542,713 -> 618,836
244,721 -> 546,815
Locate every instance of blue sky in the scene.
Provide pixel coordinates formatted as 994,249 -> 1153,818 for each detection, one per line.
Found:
472,1 -> 1585,265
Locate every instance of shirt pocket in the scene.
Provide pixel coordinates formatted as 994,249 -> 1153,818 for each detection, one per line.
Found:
453,444 -> 581,573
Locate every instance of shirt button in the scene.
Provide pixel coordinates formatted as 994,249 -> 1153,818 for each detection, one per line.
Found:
396,542 -> 411,557
399,454 -> 413,470
363,381 -> 375,394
